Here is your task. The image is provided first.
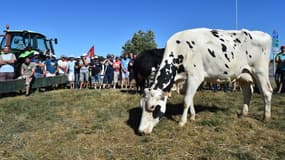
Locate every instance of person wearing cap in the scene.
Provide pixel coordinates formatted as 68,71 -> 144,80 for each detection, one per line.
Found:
31,51 -> 45,78
276,45 -> 285,93
67,55 -> 76,89
21,56 -> 36,96
0,46 -> 16,81
44,55 -> 58,77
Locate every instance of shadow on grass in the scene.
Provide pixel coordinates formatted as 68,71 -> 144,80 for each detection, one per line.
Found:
0,92 -> 23,99
120,89 -> 138,95
127,103 -> 228,135
127,106 -> 142,135
164,103 -> 228,122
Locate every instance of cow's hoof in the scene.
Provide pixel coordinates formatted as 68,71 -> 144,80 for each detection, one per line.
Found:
263,116 -> 271,121
237,111 -> 248,118
242,112 -> 248,117
179,121 -> 186,127
190,116 -> 195,121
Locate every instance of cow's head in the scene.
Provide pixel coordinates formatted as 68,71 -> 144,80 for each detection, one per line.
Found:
138,88 -> 168,135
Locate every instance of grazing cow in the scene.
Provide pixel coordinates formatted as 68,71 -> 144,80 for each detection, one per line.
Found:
134,48 -> 164,93
139,28 -> 272,134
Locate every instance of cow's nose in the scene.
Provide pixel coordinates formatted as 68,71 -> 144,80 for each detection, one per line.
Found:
138,128 -> 151,135
143,129 -> 152,135
147,105 -> 155,112
138,131 -> 145,136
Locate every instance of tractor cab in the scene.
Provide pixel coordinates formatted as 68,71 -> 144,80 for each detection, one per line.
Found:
0,26 -> 57,77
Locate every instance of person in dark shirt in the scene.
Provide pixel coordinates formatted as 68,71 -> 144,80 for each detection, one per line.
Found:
102,55 -> 114,89
74,57 -> 81,89
276,45 -> 285,93
45,55 -> 58,77
90,56 -> 102,89
128,53 -> 136,91
31,52 -> 45,78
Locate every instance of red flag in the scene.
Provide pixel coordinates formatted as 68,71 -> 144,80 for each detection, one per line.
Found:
86,45 -> 95,58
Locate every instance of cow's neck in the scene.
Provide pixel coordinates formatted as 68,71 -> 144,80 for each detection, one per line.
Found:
152,60 -> 177,92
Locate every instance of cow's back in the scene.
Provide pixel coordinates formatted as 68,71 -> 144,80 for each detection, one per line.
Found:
163,28 -> 272,80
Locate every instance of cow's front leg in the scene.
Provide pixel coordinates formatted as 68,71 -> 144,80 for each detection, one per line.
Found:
179,76 -> 202,127
179,96 -> 195,127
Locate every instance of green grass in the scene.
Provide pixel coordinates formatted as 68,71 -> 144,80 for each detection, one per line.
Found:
0,89 -> 284,159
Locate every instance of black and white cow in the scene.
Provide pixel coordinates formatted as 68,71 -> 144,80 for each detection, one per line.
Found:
139,28 -> 272,134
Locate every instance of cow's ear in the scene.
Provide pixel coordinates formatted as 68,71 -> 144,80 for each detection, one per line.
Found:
144,88 -> 150,95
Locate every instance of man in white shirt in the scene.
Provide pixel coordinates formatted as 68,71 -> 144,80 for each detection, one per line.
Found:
57,55 -> 68,75
67,55 -> 76,89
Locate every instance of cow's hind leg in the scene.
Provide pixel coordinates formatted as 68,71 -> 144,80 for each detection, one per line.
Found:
240,82 -> 252,117
179,76 -> 203,127
254,73 -> 273,120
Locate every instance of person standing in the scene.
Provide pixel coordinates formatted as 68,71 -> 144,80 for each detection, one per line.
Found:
0,46 -> 16,81
98,58 -> 105,89
276,45 -> 285,93
102,55 -> 114,89
58,55 -> 68,75
113,57 -> 121,89
67,55 -> 76,89
275,46 -> 285,91
74,57 -> 81,89
79,54 -> 90,89
21,56 -> 36,96
121,53 -> 130,89
128,53 -> 136,91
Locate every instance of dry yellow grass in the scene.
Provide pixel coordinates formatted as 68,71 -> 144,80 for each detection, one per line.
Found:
0,89 -> 284,159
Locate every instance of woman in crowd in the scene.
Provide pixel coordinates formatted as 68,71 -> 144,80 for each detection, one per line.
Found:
113,57 -> 121,89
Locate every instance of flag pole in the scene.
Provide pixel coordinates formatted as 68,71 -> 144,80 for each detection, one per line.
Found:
235,0 -> 238,30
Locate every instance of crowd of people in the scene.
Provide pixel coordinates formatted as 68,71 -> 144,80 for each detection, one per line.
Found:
0,46 -> 137,95
68,52 -> 137,91
1,45 -> 285,95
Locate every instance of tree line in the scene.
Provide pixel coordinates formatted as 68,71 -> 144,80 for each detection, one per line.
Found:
122,30 -> 157,55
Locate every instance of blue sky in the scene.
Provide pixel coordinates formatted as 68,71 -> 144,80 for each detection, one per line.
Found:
1,0 -> 284,58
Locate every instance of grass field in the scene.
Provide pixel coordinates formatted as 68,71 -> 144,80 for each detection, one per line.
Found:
0,89 -> 284,160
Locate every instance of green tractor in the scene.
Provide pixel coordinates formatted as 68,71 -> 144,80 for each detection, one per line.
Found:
0,25 -> 57,77
0,26 -> 69,94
